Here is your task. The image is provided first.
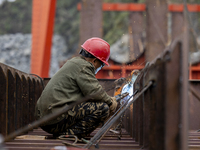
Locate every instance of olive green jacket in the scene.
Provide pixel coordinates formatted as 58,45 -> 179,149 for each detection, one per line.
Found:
35,56 -> 112,125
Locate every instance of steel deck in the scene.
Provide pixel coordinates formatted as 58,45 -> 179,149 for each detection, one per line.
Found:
4,128 -> 140,150
3,129 -> 200,150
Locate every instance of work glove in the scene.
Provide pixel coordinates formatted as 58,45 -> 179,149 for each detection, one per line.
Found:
109,97 -> 118,115
114,77 -> 126,87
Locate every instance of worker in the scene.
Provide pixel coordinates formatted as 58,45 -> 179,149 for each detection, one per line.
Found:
35,37 -> 118,139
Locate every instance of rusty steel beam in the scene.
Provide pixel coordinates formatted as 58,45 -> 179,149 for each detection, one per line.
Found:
79,0 -> 103,53
180,4 -> 189,150
135,96 -> 139,142
142,40 -> 188,150
1,39 -> 192,149
138,78 -> 144,146
0,63 -> 43,137
189,82 -> 200,130
143,84 -> 151,149
146,0 -> 168,62
129,11 -> 145,62
171,12 -> 184,41
0,66 -> 7,136
164,43 -> 181,150
118,38 -> 188,149
28,78 -> 35,124
7,70 -> 16,135
22,75 -> 29,127
15,73 -> 22,130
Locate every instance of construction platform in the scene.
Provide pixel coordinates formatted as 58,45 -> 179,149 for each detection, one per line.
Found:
3,128 -> 200,150
4,128 -> 140,150
1,40 -> 200,150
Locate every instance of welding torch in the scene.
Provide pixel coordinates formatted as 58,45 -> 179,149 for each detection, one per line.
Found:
114,92 -> 129,102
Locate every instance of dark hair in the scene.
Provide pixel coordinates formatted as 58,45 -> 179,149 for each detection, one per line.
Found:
79,49 -> 95,58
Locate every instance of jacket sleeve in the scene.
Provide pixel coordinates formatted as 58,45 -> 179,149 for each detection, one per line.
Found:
76,65 -> 112,105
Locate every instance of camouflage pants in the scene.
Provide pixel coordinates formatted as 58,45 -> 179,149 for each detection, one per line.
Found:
41,102 -> 109,138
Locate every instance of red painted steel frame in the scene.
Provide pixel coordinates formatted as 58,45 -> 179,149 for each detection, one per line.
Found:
31,0 -> 56,78
77,3 -> 200,12
77,3 -> 146,11
31,2 -> 200,78
95,55 -> 145,79
169,4 -> 200,12
190,63 -> 200,80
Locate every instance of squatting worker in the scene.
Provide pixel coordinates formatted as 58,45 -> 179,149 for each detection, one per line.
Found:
35,37 -> 118,139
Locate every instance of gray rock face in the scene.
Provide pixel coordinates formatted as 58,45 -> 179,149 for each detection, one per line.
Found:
0,33 -> 70,77
110,34 -> 130,64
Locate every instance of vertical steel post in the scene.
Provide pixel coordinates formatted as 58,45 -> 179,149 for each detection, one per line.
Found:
171,11 -> 184,41
79,0 -> 103,52
7,70 -> 16,134
0,63 -> 44,137
129,11 -> 145,62
143,84 -> 151,149
15,73 -> 22,130
31,0 -> 57,78
0,66 -> 7,136
138,75 -> 144,146
146,0 -> 168,62
22,76 -> 29,127
180,3 -> 189,149
29,78 -> 35,123
164,43 -> 181,150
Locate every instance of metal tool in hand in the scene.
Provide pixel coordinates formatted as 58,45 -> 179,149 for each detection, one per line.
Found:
113,72 -> 138,138
115,92 -> 129,102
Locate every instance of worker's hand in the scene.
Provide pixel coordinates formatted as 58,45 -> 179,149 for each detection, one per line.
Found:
109,97 -> 118,115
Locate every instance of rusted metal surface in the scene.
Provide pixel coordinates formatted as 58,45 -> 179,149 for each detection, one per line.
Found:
79,0 -> 103,53
146,0 -> 168,62
171,11 -> 184,41
164,43 -> 181,150
129,11 -> 145,62
3,128 -> 200,150
181,6 -> 189,150
0,39 -> 199,150
0,38 -> 197,150
0,66 -> 7,136
189,81 -> 200,130
119,39 -> 189,150
4,128 -> 140,150
0,63 -> 43,137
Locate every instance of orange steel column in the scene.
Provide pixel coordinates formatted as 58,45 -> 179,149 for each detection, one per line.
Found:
31,0 -> 56,78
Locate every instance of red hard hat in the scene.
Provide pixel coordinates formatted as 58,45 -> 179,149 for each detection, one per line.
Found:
81,37 -> 110,66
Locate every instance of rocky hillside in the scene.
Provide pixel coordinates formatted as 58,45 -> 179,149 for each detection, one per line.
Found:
0,33 -> 70,77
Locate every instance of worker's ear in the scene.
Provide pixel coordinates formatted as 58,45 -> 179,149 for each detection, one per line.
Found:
93,58 -> 98,63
